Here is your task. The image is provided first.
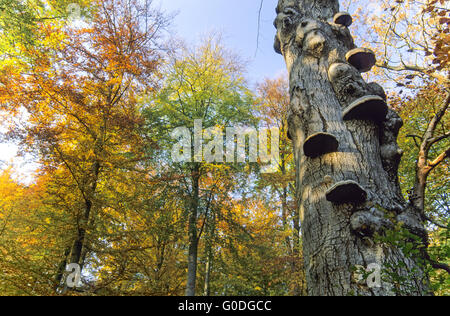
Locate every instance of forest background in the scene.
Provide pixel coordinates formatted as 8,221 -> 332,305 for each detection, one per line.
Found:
0,0 -> 448,296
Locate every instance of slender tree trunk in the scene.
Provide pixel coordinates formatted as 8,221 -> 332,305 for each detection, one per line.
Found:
54,159 -> 100,293
70,161 -> 101,267
280,150 -> 302,295
274,0 -> 430,296
291,194 -> 303,295
280,153 -> 291,251
186,163 -> 201,296
203,249 -> 212,296
55,246 -> 71,289
203,211 -> 215,296
70,201 -> 91,265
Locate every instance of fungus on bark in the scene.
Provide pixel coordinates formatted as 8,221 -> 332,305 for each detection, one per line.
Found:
273,0 -> 430,295
333,12 -> 352,27
303,132 -> 339,158
325,180 -> 367,204
342,95 -> 388,122
345,48 -> 376,72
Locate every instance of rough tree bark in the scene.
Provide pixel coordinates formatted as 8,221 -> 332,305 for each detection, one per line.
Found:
274,0 -> 431,295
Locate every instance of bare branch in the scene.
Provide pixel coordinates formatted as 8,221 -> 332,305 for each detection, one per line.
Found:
424,215 -> 449,230
407,134 -> 422,148
255,0 -> 264,57
424,251 -> 450,275
422,93 -> 450,153
427,147 -> 450,172
430,260 -> 450,275
376,62 -> 449,85
429,132 -> 450,147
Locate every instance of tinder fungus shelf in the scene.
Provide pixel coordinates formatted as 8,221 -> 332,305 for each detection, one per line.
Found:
325,180 -> 367,204
342,95 -> 388,123
333,12 -> 352,27
303,132 -> 339,158
345,48 -> 376,73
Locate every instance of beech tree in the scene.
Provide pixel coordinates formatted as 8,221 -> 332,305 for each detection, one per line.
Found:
149,36 -> 255,296
0,0 -> 169,292
273,0 -> 433,295
392,85 -> 449,294
1,0 -> 447,297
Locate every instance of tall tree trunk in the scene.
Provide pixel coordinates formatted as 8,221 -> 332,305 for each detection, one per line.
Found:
203,248 -> 212,296
203,211 -> 216,296
186,163 -> 201,296
70,161 -> 101,269
274,0 -> 430,296
291,191 -> 303,295
280,148 -> 302,295
55,246 -> 72,289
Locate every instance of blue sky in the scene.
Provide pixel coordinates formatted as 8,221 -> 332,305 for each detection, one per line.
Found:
155,0 -> 286,85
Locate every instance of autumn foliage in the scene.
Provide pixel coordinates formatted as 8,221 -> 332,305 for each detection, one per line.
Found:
0,0 -> 448,296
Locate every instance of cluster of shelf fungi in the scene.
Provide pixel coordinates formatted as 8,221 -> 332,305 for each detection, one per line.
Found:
297,11 -> 387,206
280,10 -> 424,240
273,2 -> 430,294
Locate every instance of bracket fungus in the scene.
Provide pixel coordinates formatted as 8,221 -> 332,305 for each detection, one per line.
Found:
325,180 -> 367,204
342,95 -> 388,123
303,132 -> 339,158
333,12 -> 352,27
345,48 -> 376,73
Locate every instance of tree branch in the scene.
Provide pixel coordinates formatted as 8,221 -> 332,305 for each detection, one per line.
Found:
376,62 -> 449,85
430,260 -> 450,274
429,132 -> 450,147
422,92 -> 450,153
424,215 -> 449,230
254,0 -> 264,57
407,134 -> 422,148
427,147 -> 450,173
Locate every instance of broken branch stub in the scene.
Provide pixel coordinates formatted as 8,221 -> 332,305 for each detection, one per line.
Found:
328,63 -> 388,123
350,208 -> 394,237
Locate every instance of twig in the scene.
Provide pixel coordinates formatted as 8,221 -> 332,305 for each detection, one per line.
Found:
255,0 -> 264,57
